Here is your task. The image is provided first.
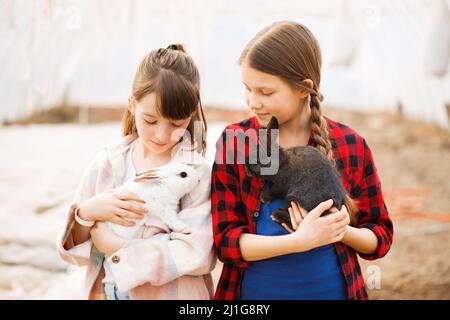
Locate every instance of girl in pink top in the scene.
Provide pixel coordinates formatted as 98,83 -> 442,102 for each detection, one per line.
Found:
56,44 -> 216,300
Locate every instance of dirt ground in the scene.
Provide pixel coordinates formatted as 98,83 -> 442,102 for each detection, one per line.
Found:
327,108 -> 450,300
3,105 -> 449,299
209,107 -> 450,300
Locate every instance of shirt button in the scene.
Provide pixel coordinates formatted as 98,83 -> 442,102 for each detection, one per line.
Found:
253,211 -> 260,219
111,255 -> 120,264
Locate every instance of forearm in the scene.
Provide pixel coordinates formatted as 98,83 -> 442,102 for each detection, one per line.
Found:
70,207 -> 93,247
71,224 -> 92,246
341,226 -> 378,254
239,232 -> 302,261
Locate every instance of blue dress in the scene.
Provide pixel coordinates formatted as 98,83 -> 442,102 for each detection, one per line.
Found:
240,198 -> 347,300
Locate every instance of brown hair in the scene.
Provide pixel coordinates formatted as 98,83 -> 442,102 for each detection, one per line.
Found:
239,21 -> 334,165
122,44 -> 207,155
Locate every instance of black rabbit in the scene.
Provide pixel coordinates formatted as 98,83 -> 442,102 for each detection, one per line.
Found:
245,116 -> 356,230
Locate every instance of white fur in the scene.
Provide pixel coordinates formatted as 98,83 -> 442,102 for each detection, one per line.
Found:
106,161 -> 201,239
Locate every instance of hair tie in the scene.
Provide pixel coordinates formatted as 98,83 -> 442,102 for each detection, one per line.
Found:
167,44 -> 179,50
311,91 -> 324,102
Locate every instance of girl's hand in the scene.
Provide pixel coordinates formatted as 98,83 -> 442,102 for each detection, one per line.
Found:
78,189 -> 147,227
285,199 -> 350,252
90,222 -> 126,256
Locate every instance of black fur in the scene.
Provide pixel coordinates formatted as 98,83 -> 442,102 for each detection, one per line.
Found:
245,116 -> 348,230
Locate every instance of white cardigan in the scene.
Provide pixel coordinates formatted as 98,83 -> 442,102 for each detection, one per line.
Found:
56,132 -> 216,299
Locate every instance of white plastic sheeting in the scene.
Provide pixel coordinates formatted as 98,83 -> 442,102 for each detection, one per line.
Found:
323,0 -> 450,128
328,0 -> 361,67
0,0 -> 449,128
423,0 -> 450,77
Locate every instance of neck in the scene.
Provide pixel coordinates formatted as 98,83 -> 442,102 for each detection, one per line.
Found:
135,139 -> 171,163
278,104 -> 312,148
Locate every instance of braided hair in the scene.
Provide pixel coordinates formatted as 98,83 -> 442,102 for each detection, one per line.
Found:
239,21 -> 335,165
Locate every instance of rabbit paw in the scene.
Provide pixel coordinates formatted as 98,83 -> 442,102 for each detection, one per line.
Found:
271,208 -> 293,230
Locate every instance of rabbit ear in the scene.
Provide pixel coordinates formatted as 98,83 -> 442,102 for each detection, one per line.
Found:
267,116 -> 279,130
265,116 -> 280,157
134,170 -> 160,182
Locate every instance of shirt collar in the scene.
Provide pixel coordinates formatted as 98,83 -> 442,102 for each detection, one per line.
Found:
104,131 -> 203,186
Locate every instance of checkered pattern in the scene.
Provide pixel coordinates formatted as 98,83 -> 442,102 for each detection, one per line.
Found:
211,116 -> 393,300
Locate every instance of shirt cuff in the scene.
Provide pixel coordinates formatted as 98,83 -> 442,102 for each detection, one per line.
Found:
219,226 -> 250,268
356,223 -> 388,260
106,243 -> 135,293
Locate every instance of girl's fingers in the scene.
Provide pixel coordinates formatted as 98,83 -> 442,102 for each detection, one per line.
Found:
332,229 -> 346,243
111,215 -> 135,227
298,205 -> 307,220
329,207 -> 339,213
336,219 -> 349,232
290,201 -> 304,222
341,206 -> 350,223
332,225 -> 347,238
331,212 -> 349,231
310,199 -> 334,218
116,192 -> 146,203
288,207 -> 298,230
332,209 -> 350,225
329,218 -> 349,235
323,208 -> 347,224
337,209 -> 349,223
118,200 -> 148,215
282,223 -> 294,234
116,208 -> 145,220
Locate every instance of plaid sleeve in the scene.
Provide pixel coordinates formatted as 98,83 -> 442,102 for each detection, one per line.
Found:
353,139 -> 394,260
211,132 -> 250,269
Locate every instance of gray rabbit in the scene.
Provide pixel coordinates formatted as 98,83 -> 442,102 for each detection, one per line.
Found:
245,116 -> 356,230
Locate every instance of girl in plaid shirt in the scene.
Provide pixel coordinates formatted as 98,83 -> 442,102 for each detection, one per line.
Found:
57,44 -> 216,299
211,21 -> 393,299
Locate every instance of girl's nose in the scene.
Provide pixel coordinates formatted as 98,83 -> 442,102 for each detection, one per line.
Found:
154,127 -> 171,143
248,93 -> 261,109
251,102 -> 263,112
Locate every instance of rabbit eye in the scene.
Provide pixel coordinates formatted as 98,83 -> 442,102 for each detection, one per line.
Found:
180,172 -> 187,178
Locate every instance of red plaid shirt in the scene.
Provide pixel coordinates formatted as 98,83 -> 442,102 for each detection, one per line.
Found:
211,116 -> 393,300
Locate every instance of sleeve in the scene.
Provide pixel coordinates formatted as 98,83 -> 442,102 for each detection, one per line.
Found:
55,150 -> 107,267
352,139 -> 394,260
108,161 -> 217,292
211,132 -> 250,268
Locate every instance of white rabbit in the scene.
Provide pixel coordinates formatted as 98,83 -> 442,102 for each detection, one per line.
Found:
106,161 -> 201,239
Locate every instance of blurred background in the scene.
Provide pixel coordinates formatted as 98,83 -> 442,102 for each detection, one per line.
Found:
0,0 -> 449,299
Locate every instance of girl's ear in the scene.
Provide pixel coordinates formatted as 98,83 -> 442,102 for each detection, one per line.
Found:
296,79 -> 314,99
128,96 -> 135,116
